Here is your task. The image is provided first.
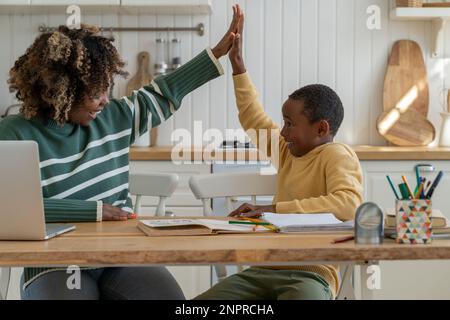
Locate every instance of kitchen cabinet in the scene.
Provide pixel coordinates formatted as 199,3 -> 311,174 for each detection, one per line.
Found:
360,160 -> 450,299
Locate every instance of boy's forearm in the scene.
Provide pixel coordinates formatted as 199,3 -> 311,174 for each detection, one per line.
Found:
231,58 -> 246,75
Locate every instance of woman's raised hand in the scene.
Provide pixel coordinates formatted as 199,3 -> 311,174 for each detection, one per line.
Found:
211,4 -> 243,59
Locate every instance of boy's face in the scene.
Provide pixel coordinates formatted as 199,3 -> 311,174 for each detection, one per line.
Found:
280,98 -> 331,157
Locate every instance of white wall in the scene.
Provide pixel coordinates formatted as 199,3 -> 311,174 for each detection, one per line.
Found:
0,0 -> 450,146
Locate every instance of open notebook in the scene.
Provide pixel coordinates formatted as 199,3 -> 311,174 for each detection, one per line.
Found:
137,218 -> 271,236
261,212 -> 354,233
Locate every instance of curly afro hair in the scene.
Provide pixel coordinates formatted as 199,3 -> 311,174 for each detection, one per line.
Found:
8,24 -> 129,125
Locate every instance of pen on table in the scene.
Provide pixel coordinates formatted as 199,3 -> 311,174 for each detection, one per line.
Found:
401,175 -> 415,199
425,170 -> 444,199
424,180 -> 431,196
414,166 -> 421,194
419,178 -> 427,199
399,183 -> 412,200
229,220 -> 272,226
331,235 -> 354,244
386,175 -> 400,200
415,178 -> 425,199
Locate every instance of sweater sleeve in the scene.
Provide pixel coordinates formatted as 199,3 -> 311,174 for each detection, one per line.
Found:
110,47 -> 223,145
44,198 -> 103,222
232,72 -> 288,160
275,150 -> 364,221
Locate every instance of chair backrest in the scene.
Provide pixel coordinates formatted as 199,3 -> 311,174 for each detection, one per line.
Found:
129,172 -> 179,216
189,172 -> 277,216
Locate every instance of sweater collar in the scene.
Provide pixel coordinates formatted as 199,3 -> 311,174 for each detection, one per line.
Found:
32,117 -> 76,135
292,142 -> 333,161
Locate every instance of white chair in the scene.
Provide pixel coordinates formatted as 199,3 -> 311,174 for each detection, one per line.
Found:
129,172 -> 179,216
0,172 -> 179,300
188,171 -> 355,300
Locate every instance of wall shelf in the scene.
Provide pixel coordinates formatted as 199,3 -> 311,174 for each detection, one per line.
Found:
0,0 -> 212,15
390,7 -> 450,58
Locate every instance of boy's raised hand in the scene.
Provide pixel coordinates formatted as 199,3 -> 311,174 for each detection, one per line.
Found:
229,7 -> 245,75
211,4 -> 243,59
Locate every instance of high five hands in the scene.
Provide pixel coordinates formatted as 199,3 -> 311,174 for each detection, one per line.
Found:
211,4 -> 246,75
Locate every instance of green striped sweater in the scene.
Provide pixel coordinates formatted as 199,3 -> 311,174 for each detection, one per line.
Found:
0,48 -> 223,289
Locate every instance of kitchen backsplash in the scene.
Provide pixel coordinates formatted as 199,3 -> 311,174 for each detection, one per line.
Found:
1,0 -> 450,146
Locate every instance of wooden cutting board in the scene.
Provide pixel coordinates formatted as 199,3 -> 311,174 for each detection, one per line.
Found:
377,108 -> 435,146
383,40 -> 429,116
126,51 -> 158,147
377,40 -> 435,146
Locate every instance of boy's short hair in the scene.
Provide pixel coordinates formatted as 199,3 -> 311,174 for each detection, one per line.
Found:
288,84 -> 344,136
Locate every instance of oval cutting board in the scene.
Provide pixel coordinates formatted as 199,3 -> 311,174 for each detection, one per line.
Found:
378,40 -> 435,146
383,40 -> 429,116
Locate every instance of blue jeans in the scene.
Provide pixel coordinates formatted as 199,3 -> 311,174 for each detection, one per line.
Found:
20,267 -> 185,300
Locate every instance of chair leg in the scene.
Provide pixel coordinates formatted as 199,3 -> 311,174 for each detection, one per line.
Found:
336,264 -> 355,300
0,267 -> 11,300
212,265 -> 228,283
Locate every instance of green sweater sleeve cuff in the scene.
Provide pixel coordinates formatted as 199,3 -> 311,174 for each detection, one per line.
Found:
152,47 -> 223,111
44,198 -> 98,222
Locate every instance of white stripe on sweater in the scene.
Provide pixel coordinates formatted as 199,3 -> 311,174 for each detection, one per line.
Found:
123,96 -> 135,115
150,80 -> 176,113
41,147 -> 129,187
87,183 -> 129,201
39,129 -> 131,168
50,165 -> 129,199
133,90 -> 141,143
139,87 -> 167,123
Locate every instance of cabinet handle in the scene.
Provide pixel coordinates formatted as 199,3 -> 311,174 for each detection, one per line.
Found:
415,164 -> 435,173
414,164 -> 435,185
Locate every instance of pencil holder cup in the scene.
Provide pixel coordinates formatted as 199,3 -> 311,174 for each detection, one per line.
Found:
396,199 -> 432,244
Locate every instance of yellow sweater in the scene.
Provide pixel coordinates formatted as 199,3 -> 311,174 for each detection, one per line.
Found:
233,72 -> 364,297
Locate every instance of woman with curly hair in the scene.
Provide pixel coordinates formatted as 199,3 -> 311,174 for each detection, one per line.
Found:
0,5 -> 243,300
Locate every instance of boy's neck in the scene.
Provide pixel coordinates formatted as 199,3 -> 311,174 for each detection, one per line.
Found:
297,137 -> 334,158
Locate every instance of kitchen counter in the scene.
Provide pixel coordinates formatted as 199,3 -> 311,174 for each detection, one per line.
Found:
129,145 -> 450,161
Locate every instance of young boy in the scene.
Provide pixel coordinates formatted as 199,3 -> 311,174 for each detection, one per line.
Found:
196,14 -> 363,300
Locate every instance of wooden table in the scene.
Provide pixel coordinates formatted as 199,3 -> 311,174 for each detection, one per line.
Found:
2,219 -> 450,299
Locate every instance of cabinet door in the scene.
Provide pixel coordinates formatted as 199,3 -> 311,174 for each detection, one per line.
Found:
361,161 -> 450,213
361,160 -> 450,299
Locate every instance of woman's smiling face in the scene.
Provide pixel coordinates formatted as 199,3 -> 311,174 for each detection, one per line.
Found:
68,91 -> 109,126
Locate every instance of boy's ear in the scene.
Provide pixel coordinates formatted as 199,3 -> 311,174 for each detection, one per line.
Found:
317,120 -> 330,137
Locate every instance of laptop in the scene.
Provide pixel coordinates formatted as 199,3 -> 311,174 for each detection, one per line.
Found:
0,141 -> 75,240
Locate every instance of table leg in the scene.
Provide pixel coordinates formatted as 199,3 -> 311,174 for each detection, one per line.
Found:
0,267 -> 11,300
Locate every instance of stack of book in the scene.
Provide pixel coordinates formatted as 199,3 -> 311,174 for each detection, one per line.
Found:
384,208 -> 450,238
